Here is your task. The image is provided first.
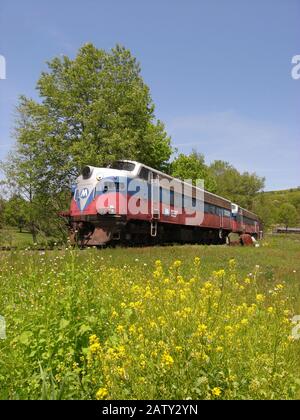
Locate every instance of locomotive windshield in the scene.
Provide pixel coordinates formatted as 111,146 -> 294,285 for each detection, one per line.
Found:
110,161 -> 135,172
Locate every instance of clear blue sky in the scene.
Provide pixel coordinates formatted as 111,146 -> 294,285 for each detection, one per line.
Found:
0,0 -> 299,190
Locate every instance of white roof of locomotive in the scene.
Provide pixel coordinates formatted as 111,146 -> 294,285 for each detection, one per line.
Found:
121,160 -> 232,205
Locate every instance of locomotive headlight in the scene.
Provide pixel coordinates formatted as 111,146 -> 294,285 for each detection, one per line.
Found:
108,205 -> 116,214
96,175 -> 102,181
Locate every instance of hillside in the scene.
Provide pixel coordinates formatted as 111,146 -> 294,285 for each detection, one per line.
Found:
252,188 -> 300,229
263,188 -> 300,213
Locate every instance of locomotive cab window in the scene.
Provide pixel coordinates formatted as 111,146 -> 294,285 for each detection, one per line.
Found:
110,161 -> 135,172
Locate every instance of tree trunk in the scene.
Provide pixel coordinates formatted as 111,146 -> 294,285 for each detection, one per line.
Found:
30,223 -> 37,243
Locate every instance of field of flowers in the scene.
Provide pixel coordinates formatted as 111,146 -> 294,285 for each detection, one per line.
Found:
0,234 -> 300,400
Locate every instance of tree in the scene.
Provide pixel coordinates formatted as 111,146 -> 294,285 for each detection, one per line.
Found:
171,151 -> 217,192
252,193 -> 276,229
0,197 -> 5,229
277,203 -> 298,230
0,143 -> 50,242
3,195 -> 30,232
1,43 -> 172,239
209,160 -> 265,209
15,43 -> 172,193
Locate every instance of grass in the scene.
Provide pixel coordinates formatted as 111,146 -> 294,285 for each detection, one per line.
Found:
0,228 -> 34,248
0,234 -> 300,400
0,227 -> 62,249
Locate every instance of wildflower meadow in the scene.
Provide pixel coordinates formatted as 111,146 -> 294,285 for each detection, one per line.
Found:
0,235 -> 299,400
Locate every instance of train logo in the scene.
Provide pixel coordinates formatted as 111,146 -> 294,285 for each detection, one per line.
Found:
80,188 -> 89,199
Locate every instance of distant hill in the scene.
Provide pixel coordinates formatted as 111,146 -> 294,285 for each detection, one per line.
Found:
264,187 -> 300,195
254,187 -> 300,228
263,187 -> 300,210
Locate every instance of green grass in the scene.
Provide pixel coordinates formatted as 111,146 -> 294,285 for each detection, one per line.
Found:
0,228 -> 34,248
0,234 -> 300,400
0,227 -> 62,249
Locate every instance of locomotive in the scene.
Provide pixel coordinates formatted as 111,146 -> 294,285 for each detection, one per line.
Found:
62,160 -> 262,247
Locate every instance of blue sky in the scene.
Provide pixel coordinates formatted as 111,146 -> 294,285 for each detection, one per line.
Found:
0,0 -> 299,190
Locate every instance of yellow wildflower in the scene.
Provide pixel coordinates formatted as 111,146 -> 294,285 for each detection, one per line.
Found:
89,342 -> 101,354
256,294 -> 265,303
116,367 -> 126,379
96,387 -> 108,400
111,310 -> 119,318
197,323 -> 208,336
173,260 -> 182,268
203,281 -> 212,290
89,334 -> 98,345
213,269 -> 225,278
194,256 -> 201,267
161,351 -> 174,368
211,387 -> 222,397
116,324 -> 125,334
229,259 -> 236,269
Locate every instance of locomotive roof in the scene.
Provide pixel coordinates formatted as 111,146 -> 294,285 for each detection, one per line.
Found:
116,160 -> 259,219
118,160 -> 232,204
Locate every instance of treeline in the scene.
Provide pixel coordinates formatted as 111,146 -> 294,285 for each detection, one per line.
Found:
253,188 -> 300,230
0,44 -> 298,242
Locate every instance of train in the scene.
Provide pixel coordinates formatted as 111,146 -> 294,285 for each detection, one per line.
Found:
61,160 -> 262,247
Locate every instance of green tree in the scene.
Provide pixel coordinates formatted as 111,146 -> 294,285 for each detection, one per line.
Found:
2,43 -> 172,239
0,197 -> 5,229
15,43 -> 172,193
171,151 -> 217,192
3,195 -> 30,232
277,203 -> 298,230
209,160 -> 265,209
252,193 -> 276,229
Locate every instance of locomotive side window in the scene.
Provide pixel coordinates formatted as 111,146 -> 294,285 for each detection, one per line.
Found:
244,216 -> 255,226
170,187 -> 174,207
102,181 -> 125,192
139,167 -> 150,181
208,204 -> 215,214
